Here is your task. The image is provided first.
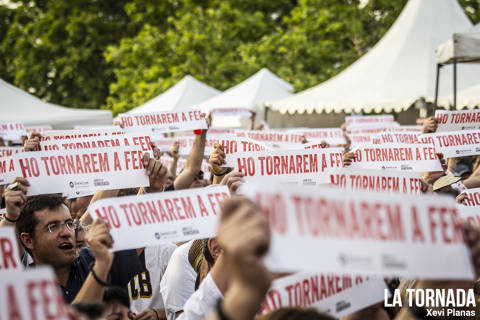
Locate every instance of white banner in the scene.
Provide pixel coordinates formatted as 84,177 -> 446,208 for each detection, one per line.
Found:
13,147 -> 149,196
0,157 -> 17,185
345,115 -> 395,130
210,108 -> 252,117
40,134 -> 153,153
119,109 -> 208,133
328,169 -> 423,195
204,135 -> 271,156
348,144 -> 443,172
235,130 -> 305,149
435,110 -> 480,132
458,205 -> 480,225
225,148 -> 344,179
464,188 -> 480,207
0,147 -> 23,158
260,273 -> 388,318
375,131 -> 420,144
88,186 -> 229,251
288,128 -> 346,145
241,182 -> 474,279
40,127 -> 124,142
0,267 -> 69,320
420,130 -> 480,158
0,122 -> 27,142
0,227 -> 21,270
25,125 -> 53,134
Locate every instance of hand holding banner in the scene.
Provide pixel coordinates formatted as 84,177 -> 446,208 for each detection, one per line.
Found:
240,181 -> 474,279
88,185 -> 229,251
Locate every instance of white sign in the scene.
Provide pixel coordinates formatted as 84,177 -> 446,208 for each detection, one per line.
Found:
288,128 -> 346,145
40,127 -> 124,142
435,110 -> 480,132
0,147 -> 23,158
463,188 -> 480,207
210,108 -> 252,117
235,130 -> 305,149
241,182 -> 474,279
88,186 -> 229,251
345,115 -> 395,130
25,125 -> 53,134
260,273 -> 388,318
420,130 -> 480,158
0,122 -> 27,142
0,157 -> 17,185
458,205 -> 480,224
328,169 -> 424,195
348,144 -> 442,172
119,109 -> 207,133
13,147 -> 149,196
375,131 -> 420,144
40,134 -> 153,153
0,267 -> 69,320
225,148 -> 344,179
0,227 -> 21,270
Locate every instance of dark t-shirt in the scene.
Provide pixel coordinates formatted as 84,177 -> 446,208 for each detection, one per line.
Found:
27,248 -> 145,303
165,184 -> 175,192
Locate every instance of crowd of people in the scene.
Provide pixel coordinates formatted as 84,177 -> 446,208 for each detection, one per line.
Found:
1,112 -> 480,320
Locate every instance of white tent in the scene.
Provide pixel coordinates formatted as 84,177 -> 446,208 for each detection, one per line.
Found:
1,78 -> 112,128
198,68 -> 293,127
437,23 -> 480,63
128,75 -> 220,114
268,0 -> 480,115
439,83 -> 480,108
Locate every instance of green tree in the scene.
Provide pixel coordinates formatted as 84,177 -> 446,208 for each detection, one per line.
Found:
1,0 -> 134,108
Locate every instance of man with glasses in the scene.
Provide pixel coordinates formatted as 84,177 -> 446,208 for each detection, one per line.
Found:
1,180 -> 144,304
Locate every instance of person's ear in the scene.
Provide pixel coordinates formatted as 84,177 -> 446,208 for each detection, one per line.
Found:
208,237 -> 222,261
20,232 -> 35,252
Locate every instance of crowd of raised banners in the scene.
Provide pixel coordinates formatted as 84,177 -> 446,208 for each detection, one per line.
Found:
1,107 -> 480,320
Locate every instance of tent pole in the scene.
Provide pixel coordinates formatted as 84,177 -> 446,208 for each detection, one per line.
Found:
433,63 -> 442,114
264,106 -> 269,123
453,58 -> 457,109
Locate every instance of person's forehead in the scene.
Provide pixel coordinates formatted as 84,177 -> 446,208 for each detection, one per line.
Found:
34,204 -> 71,224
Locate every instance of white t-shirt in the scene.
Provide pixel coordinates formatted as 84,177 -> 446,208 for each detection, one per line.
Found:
160,240 -> 197,320
177,273 -> 223,320
129,243 -> 177,314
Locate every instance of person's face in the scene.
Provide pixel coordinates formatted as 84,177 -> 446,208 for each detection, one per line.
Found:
23,205 -> 76,268
75,228 -> 87,257
103,302 -> 132,320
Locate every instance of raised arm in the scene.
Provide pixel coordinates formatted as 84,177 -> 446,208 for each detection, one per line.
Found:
174,130 -> 207,190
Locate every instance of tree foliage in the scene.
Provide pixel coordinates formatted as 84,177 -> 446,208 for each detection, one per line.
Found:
0,0 -> 478,114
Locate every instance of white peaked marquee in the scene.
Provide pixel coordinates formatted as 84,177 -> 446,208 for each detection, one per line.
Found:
128,75 -> 220,114
268,0 -> 480,115
439,83 -> 480,108
0,78 -> 112,128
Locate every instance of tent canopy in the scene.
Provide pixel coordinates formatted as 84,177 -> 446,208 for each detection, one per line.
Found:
128,75 -> 220,114
268,0 -> 480,115
439,83 -> 480,108
198,68 -> 293,114
1,78 -> 112,128
437,23 -> 480,64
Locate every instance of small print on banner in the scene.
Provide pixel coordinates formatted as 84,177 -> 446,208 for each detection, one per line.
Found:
241,181 -> 474,279
119,109 -> 207,134
328,168 -> 424,195
348,143 -> 442,172
435,110 -> 480,132
420,130 -> 480,158
0,267 -> 69,320
88,185 -> 230,251
260,272 -> 388,319
13,147 -> 149,196
0,227 -> 21,270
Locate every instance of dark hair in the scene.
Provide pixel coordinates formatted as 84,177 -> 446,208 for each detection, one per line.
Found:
71,302 -> 105,319
259,308 -> 335,320
203,238 -> 215,267
16,194 -> 68,255
103,286 -> 130,309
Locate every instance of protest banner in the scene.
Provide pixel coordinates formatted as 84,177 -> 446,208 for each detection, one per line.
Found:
287,128 -> 346,145
159,156 -> 211,180
0,227 -> 21,271
345,115 -> 395,130
25,125 -> 53,134
40,134 -> 153,153
375,131 -> 420,144
458,205 -> 480,225
210,108 -> 252,117
0,157 -> 17,185
235,130 -> 305,149
0,267 -> 69,320
348,144 -> 442,172
240,182 -> 474,279
0,122 -> 27,142
13,147 -> 149,196
328,169 -> 424,195
225,148 -> 344,180
0,146 -> 23,158
420,130 -> 480,158
88,185 -> 229,251
119,109 -> 208,133
463,188 -> 480,207
395,125 -> 423,133
348,133 -> 380,147
40,127 -> 124,142
435,110 -> 480,132
260,272 -> 388,318
204,135 -> 271,155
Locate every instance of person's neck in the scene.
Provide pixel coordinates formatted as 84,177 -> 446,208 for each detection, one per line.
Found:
54,265 -> 72,287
